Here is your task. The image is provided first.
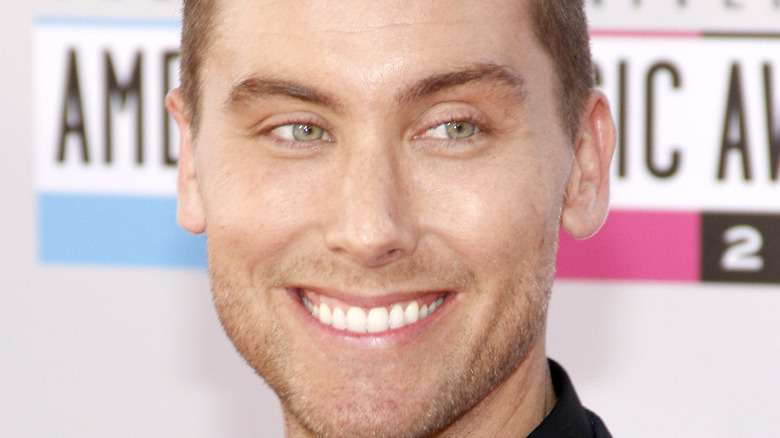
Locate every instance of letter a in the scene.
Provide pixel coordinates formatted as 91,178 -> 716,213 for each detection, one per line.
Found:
717,63 -> 751,181
57,49 -> 89,164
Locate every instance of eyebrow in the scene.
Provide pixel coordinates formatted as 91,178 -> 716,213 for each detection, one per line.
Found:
227,77 -> 342,110
225,63 -> 527,111
396,63 -> 528,105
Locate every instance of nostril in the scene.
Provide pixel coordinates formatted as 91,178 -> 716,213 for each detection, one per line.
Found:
363,247 -> 404,268
324,222 -> 417,267
377,248 -> 405,264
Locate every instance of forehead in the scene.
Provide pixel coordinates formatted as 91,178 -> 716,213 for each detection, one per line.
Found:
204,0 -> 542,91
212,0 -> 527,41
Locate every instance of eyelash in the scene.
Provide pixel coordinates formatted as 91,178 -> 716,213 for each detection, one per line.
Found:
258,117 -> 334,147
255,112 -> 490,148
414,112 -> 490,143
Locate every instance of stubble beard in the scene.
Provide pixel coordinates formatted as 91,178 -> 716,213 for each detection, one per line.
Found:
207,243 -> 555,438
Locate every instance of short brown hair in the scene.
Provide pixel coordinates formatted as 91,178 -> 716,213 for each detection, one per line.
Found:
179,0 -> 216,130
529,0 -> 593,142
179,0 -> 593,141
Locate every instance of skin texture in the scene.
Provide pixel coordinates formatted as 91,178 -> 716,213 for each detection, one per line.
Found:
167,0 -> 616,436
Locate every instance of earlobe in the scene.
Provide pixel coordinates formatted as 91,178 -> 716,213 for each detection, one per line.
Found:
561,90 -> 616,239
166,88 -> 207,235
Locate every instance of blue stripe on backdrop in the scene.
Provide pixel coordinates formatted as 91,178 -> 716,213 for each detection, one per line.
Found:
38,193 -> 207,268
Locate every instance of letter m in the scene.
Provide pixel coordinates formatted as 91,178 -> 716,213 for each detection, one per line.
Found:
104,51 -> 143,164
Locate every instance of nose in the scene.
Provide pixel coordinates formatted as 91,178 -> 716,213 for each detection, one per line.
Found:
324,139 -> 418,267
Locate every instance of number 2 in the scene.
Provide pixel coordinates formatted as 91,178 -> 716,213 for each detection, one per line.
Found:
720,225 -> 763,272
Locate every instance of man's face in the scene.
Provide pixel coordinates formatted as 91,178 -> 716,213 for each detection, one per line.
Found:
175,0 -> 595,436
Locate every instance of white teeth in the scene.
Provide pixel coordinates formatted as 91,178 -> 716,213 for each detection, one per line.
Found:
319,303 -> 332,326
367,307 -> 390,333
301,293 -> 445,334
332,307 -> 347,330
346,307 -> 367,333
404,301 -> 419,325
389,304 -> 405,329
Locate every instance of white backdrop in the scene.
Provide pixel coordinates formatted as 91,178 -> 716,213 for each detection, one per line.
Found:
3,1 -> 780,436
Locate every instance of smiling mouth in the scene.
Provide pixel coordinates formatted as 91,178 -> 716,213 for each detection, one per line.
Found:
296,289 -> 448,335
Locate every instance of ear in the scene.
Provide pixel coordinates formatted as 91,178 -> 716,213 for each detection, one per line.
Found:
166,88 -> 206,234
561,90 -> 616,239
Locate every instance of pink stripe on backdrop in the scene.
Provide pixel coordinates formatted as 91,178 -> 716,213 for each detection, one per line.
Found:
556,210 -> 701,282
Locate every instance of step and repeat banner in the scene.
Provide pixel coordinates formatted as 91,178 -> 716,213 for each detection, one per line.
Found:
34,17 -> 198,267
34,7 -> 780,283
5,0 -> 780,436
562,27 -> 780,284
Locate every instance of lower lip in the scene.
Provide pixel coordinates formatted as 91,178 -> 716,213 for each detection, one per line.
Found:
286,288 -> 452,350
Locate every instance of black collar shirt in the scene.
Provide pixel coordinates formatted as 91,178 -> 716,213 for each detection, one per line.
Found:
526,360 -> 612,438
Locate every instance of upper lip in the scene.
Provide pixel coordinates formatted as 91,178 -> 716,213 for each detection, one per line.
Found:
288,285 -> 452,309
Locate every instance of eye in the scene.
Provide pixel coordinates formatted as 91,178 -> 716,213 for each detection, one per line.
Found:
424,121 -> 478,140
271,123 -> 332,142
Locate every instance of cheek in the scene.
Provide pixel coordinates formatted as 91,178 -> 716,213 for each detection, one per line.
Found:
421,158 -> 566,266
198,153 -> 326,270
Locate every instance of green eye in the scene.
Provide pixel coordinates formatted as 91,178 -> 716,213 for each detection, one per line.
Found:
444,121 -> 475,139
424,121 -> 478,140
271,123 -> 331,142
292,124 -> 326,141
